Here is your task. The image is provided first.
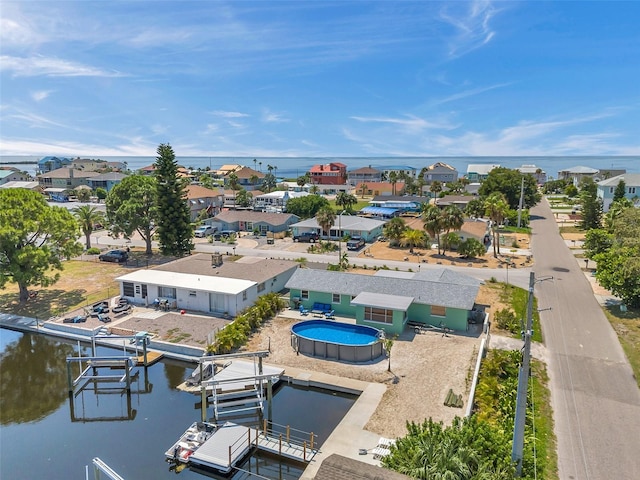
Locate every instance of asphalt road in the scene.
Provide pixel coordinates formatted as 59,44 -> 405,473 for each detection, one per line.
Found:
530,199 -> 640,479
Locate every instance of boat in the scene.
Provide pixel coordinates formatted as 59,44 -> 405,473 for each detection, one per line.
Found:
185,361 -> 217,387
165,422 -> 217,464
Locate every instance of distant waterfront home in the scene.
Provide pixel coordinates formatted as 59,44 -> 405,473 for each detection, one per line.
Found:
285,268 -> 481,335
116,254 -> 298,316
210,211 -> 300,234
557,165 -> 599,186
369,194 -> 426,213
254,190 -> 308,212
232,166 -> 265,191
466,164 -> 500,182
516,164 -> 547,184
379,165 -> 417,179
596,173 -> 640,212
0,181 -> 43,192
309,162 -> 347,185
185,184 -> 224,221
87,172 -> 128,192
37,167 -> 100,191
38,156 -> 71,173
434,195 -> 474,211
290,215 -> 385,242
423,162 -> 458,185
216,164 -> 243,176
347,166 -> 383,184
354,181 -> 405,197
0,168 -> 31,185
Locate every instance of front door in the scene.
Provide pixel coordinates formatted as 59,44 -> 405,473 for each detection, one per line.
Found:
209,293 -> 226,313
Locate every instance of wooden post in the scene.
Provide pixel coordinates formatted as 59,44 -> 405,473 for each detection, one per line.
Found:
303,441 -> 307,461
142,338 -> 148,367
228,445 -> 232,468
279,434 -> 282,456
263,418 -> 267,435
124,358 -> 131,393
286,425 -> 290,443
200,385 -> 207,422
310,432 -> 314,450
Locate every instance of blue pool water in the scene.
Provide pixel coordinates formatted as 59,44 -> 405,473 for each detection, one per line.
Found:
292,320 -> 380,345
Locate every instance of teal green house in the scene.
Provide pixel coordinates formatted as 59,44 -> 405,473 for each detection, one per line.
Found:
285,268 -> 481,336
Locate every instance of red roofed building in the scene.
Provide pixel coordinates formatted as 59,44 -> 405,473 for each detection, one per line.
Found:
309,162 -> 347,185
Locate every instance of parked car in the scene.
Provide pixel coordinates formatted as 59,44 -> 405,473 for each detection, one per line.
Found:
194,225 -> 217,238
347,236 -> 365,250
293,232 -> 319,243
98,249 -> 129,263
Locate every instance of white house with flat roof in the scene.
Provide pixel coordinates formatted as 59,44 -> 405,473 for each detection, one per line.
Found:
466,164 -> 500,182
116,254 -> 298,316
596,173 -> 640,212
290,215 -> 385,242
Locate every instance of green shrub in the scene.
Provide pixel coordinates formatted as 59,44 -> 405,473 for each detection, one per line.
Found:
494,308 -> 520,333
86,247 -> 100,255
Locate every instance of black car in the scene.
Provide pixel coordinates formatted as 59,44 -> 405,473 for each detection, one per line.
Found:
293,232 -> 319,243
98,249 -> 129,263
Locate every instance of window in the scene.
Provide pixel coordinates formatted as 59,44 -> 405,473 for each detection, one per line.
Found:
123,282 -> 134,297
141,284 -> 147,299
630,187 -> 636,194
301,290 -> 309,300
258,283 -> 266,292
332,293 -> 341,304
135,285 -> 141,295
610,187 -> 614,194
364,306 -> 393,324
159,286 -> 176,299
431,305 -> 446,317
189,290 -> 197,297
242,291 -> 247,301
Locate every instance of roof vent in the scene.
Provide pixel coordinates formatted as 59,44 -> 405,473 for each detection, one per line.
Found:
211,253 -> 223,267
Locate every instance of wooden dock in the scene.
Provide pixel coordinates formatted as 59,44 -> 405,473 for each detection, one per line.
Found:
135,351 -> 163,366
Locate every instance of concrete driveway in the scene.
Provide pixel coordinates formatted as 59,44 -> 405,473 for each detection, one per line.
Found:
530,198 -> 640,480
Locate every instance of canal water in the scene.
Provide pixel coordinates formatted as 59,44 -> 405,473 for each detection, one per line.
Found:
0,329 -> 357,479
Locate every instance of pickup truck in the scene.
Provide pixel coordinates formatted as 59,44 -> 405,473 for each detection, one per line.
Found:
347,236 -> 365,250
293,232 -> 319,243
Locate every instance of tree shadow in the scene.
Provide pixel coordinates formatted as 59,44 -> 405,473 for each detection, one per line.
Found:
0,289 -> 88,319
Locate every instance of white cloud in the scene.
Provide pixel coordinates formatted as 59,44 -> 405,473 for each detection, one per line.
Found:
1,55 -> 125,77
439,0 -> 498,58
262,109 -> 289,123
350,114 -> 453,132
429,82 -> 511,106
210,110 -> 250,118
30,90 -> 53,102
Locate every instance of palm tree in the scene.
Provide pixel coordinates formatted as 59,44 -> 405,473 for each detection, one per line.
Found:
249,174 -> 259,188
310,184 -> 319,195
258,161 -> 262,172
383,217 -> 407,247
400,228 -> 427,254
73,205 -> 104,249
442,205 -> 464,234
484,192 -> 509,257
360,183 -> 368,199
422,204 -> 445,255
315,206 -> 336,238
389,171 -> 398,196
253,158 -> 257,171
227,172 -> 239,190
430,180 -> 443,198
336,192 -> 357,213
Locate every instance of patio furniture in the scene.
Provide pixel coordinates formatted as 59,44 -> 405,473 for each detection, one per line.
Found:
299,305 -> 309,316
324,310 -> 335,320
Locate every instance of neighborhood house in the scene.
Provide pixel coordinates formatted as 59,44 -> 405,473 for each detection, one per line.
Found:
285,268 -> 481,335
116,254 -> 298,316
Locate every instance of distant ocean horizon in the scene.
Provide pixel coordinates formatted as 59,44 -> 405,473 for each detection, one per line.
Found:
1,155 -> 638,179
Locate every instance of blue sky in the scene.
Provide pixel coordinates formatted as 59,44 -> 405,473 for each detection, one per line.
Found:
1,1 -> 639,157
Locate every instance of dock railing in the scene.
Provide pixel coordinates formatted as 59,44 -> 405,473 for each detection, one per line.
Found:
228,427 -> 256,467
259,419 -> 318,462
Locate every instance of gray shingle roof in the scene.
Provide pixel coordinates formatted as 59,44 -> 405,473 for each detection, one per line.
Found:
314,454 -> 411,480
292,216 -> 385,231
286,267 -> 479,310
214,210 -> 299,226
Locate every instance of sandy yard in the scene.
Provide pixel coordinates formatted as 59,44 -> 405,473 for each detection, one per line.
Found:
242,315 -> 480,439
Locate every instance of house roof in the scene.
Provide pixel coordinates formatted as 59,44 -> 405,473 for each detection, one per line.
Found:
233,166 -> 265,179
517,164 -> 545,174
349,166 -> 381,174
152,254 -> 298,284
355,181 -> 405,192
292,216 -> 386,232
255,190 -> 309,200
186,184 -> 223,199
596,173 -> 640,187
466,164 -> 500,175
310,162 -> 347,173
371,195 -> 428,203
435,195 -> 473,206
426,162 -> 457,172
38,167 -> 100,179
89,172 -> 128,181
558,165 -> 599,174
285,268 -> 479,310
213,210 -> 299,226
0,181 -> 41,190
459,219 -> 490,239
351,291 -> 414,311
217,164 -> 243,175
315,454 -> 412,480
117,269 -> 256,294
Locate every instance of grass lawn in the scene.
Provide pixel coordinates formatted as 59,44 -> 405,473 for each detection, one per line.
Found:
559,226 -> 584,235
498,283 -> 543,343
603,305 -> 640,388
1,260 -> 126,320
329,198 -> 371,212
530,359 -> 559,480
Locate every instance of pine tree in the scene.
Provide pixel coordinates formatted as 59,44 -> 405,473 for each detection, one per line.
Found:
154,143 -> 193,256
613,179 -> 626,202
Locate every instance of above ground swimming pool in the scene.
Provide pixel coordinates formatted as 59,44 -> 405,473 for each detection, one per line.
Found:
291,320 -> 384,362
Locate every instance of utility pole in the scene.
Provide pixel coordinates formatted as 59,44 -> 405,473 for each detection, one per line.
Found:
512,272 -> 551,475
517,176 -> 525,228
